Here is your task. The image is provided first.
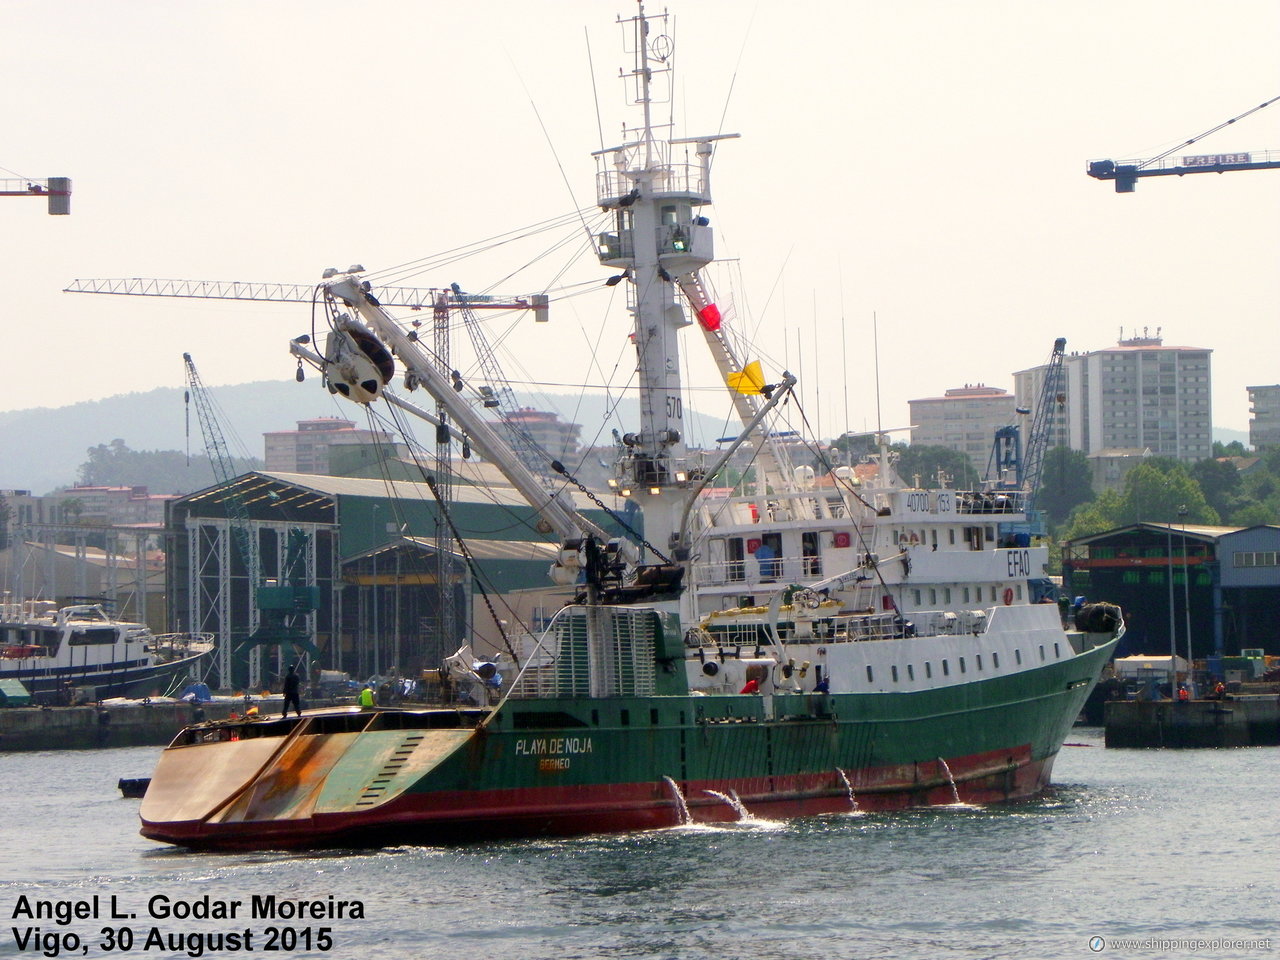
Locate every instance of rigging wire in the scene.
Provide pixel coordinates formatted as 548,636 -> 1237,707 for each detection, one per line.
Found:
586,25 -> 606,155
502,51 -> 606,270
369,397 -> 541,658
778,392 -> 904,607
365,210 -> 596,288
1139,94 -> 1280,169
712,4 -> 758,146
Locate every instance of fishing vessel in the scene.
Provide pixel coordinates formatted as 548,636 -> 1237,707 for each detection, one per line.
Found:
139,3 -> 1122,850
0,598 -> 213,701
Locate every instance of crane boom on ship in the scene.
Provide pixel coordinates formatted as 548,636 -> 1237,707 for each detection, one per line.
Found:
68,271 -> 628,578
306,270 -> 613,549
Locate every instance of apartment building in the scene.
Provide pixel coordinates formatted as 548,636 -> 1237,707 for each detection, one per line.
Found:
1016,332 -> 1212,464
264,418 -> 396,474
908,384 -> 1016,479
1247,384 -> 1280,449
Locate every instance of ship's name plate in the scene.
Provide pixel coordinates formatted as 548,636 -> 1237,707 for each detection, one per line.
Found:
515,736 -> 595,756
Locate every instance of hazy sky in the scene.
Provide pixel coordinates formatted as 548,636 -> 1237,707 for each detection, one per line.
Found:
5,0 -> 1278,450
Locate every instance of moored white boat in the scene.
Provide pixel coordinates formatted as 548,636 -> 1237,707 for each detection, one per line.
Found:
0,598 -> 213,701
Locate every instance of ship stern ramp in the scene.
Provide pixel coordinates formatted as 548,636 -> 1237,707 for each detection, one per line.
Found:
140,713 -> 475,846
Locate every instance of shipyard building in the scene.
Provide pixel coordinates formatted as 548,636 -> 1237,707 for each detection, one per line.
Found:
164,467 -> 624,691
1062,523 -> 1280,663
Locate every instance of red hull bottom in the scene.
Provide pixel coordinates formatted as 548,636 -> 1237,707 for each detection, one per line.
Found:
143,744 -> 1054,851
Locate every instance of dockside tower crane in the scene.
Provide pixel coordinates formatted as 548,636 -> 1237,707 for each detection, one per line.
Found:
184,354 -> 319,689
1022,338 -> 1067,514
987,338 -> 1066,511
1088,95 -> 1280,192
1,177 -> 70,213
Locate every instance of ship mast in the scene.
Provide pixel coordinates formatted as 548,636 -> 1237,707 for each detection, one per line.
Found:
593,4 -> 737,564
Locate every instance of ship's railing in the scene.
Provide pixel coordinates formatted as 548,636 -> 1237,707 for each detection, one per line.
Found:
696,603 -> 995,651
613,453 -> 709,490
597,223 -> 714,266
906,609 -> 990,637
955,491 -> 1026,515
595,158 -> 709,206
693,491 -> 867,529
507,605 -> 659,700
691,552 -> 824,588
799,607 -> 991,642
149,633 -> 216,659
0,599 -> 59,622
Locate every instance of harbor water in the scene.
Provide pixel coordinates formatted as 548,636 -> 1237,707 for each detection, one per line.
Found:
1,728 -> 1274,960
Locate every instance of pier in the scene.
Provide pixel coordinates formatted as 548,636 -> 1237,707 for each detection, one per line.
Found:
1104,696 -> 1280,748
0,701 -> 246,752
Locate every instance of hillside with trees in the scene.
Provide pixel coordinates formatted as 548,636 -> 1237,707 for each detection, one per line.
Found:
1057,443 -> 1280,542
74,439 -> 262,495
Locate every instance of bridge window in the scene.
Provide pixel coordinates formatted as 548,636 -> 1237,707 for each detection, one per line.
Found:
69,628 -> 118,646
866,665 -> 874,683
891,665 -> 899,683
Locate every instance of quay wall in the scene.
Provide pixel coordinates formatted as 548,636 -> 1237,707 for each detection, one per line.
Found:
0,701 -> 247,751
1104,696 -> 1280,748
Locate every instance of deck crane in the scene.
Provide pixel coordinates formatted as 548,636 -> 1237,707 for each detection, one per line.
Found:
301,270 -> 614,544
1,177 -> 70,214
1087,95 -> 1280,192
183,353 -> 319,689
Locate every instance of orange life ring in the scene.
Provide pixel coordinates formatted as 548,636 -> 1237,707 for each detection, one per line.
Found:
1002,587 -> 1014,606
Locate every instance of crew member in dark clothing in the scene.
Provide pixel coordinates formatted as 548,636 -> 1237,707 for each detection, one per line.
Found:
282,663 -> 303,718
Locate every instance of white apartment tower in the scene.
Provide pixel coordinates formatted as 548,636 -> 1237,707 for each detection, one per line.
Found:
1247,384 -> 1280,449
1015,332 -> 1212,463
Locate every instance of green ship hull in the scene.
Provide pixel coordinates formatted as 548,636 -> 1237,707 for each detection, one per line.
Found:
140,632 -> 1116,849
